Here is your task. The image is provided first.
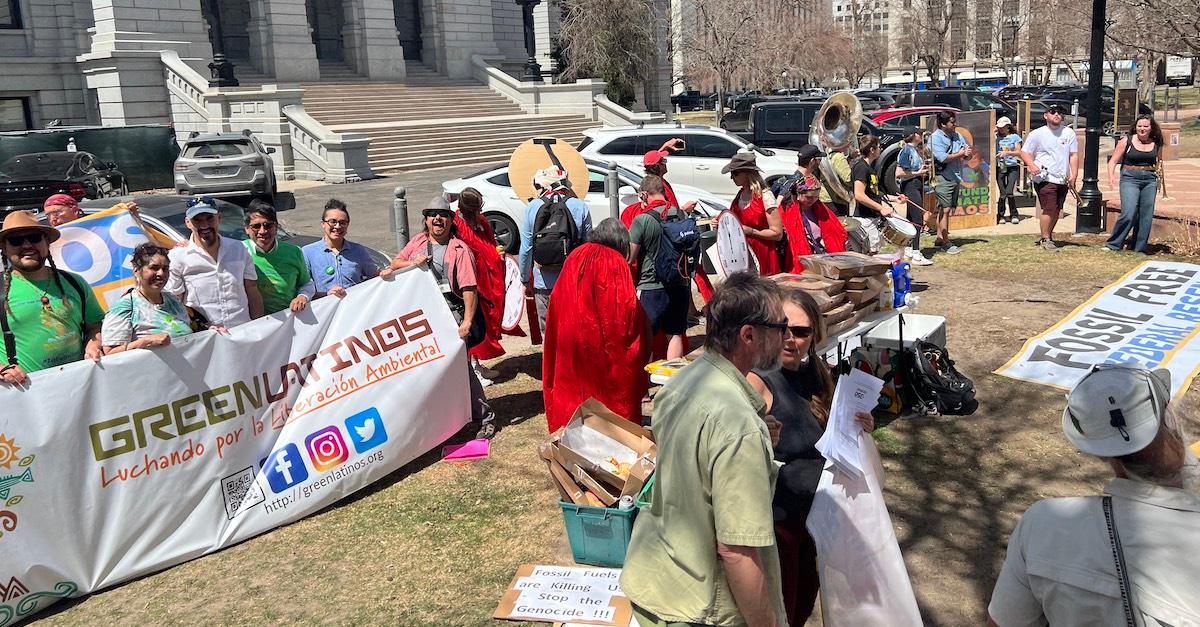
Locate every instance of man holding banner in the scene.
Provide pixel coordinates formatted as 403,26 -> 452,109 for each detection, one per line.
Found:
0,211 -> 103,385
166,199 -> 264,327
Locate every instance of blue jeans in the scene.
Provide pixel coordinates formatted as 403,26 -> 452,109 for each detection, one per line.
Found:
1105,169 -> 1159,253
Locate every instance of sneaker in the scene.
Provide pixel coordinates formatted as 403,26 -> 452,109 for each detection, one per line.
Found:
472,363 -> 495,387
908,249 -> 934,266
1040,238 -> 1060,251
1009,216 -> 1020,224
1101,245 -> 1114,252
475,422 -> 496,440
942,244 -> 961,255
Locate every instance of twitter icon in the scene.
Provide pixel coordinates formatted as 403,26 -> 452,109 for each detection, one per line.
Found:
344,407 -> 388,454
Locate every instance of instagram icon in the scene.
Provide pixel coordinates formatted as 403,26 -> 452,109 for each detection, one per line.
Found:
305,426 -> 349,472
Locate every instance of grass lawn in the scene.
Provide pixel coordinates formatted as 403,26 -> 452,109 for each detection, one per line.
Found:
34,235 -> 1200,626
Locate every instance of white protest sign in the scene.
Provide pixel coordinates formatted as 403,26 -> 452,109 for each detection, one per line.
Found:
495,564 -> 632,626
996,261 -> 1200,396
0,269 -> 470,625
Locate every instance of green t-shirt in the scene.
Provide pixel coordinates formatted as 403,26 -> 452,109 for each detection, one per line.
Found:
5,271 -> 104,373
629,205 -> 678,291
244,240 -> 312,314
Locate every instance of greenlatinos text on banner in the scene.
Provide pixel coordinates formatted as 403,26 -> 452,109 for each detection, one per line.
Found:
996,261 -> 1200,397
0,269 -> 469,625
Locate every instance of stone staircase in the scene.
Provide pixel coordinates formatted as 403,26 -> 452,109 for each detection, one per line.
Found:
300,62 -> 599,173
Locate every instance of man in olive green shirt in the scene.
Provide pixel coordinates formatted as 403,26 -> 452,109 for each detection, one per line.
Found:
622,272 -> 788,627
243,203 -> 314,314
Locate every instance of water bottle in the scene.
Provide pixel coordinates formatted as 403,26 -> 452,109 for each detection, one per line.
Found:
66,137 -> 77,152
618,495 -> 634,510
891,261 -> 912,309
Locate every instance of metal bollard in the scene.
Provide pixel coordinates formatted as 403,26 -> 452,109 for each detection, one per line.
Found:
606,161 -> 620,221
392,186 -> 409,252
1072,98 -> 1080,128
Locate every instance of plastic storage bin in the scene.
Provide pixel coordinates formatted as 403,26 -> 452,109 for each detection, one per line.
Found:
862,313 -> 947,351
559,501 -> 638,568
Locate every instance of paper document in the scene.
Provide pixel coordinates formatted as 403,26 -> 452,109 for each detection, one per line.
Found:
815,368 -> 884,478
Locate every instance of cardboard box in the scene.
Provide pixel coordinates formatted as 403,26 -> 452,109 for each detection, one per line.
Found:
770,272 -> 846,295
801,252 -> 891,279
845,275 -> 886,290
553,399 -> 656,498
823,301 -> 856,325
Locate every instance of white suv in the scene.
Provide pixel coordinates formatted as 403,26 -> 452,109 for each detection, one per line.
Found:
577,125 -> 799,202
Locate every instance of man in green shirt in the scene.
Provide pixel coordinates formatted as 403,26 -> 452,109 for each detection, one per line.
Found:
0,211 -> 103,385
622,272 -> 789,627
629,175 -> 693,360
242,202 -> 314,314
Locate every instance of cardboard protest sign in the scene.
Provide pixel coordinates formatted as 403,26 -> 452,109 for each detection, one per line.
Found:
494,564 -> 632,626
508,137 -> 589,202
996,261 -> 1200,397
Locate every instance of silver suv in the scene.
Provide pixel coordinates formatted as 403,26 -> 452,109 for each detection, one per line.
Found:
174,130 -> 277,199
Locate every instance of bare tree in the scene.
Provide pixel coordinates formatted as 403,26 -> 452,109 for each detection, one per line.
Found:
835,0 -> 889,87
557,0 -> 658,106
898,0 -> 963,85
1023,0 -> 1088,83
1104,0 -> 1200,57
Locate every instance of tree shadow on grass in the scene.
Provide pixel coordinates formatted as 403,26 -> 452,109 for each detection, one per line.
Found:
488,352 -> 542,384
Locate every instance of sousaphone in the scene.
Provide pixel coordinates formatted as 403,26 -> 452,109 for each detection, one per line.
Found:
809,91 -> 863,205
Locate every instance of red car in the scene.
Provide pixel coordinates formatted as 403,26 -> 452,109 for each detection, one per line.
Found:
870,106 -> 959,128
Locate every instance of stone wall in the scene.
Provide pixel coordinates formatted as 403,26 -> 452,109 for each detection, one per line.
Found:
0,0 -> 95,127
489,0 -> 524,64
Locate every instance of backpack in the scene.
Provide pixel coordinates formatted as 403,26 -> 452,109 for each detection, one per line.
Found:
903,341 -> 978,416
652,209 -> 701,286
531,195 -> 581,267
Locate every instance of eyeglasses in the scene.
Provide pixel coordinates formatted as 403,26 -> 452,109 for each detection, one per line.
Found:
5,232 -> 45,246
247,222 -> 277,231
787,325 -> 815,338
751,319 -> 789,333
323,219 -> 350,227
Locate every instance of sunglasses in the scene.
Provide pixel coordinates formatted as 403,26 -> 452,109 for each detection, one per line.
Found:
247,221 -> 277,231
186,196 -> 216,208
423,211 -> 453,219
751,319 -> 789,332
787,325 -> 815,338
5,232 -> 45,246
323,219 -> 350,227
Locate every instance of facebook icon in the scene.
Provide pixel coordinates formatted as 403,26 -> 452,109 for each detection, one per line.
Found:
260,443 -> 309,494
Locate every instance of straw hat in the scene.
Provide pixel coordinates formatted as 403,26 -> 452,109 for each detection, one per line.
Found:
0,211 -> 60,244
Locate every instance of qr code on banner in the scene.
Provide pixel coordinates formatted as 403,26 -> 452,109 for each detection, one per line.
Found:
221,466 -> 266,520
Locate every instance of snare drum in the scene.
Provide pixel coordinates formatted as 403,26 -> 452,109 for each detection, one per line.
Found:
881,215 -> 917,248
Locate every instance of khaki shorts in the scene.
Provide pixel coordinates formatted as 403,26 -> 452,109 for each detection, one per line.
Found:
934,174 -> 960,211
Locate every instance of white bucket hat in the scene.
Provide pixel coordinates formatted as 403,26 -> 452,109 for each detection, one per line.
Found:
1062,365 -> 1170,458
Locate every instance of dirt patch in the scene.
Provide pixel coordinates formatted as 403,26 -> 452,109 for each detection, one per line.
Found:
32,235 -> 1200,627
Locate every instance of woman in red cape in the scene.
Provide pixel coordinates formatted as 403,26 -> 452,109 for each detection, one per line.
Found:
543,218 -> 650,432
453,188 -> 505,365
724,153 -> 783,276
777,175 -> 849,272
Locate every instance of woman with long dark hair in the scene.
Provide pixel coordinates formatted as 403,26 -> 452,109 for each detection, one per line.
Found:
746,288 -> 873,627
1105,115 -> 1165,253
454,187 -> 505,381
102,243 -> 198,354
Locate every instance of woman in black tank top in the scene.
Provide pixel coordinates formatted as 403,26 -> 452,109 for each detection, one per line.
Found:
746,288 -> 873,627
1105,115 -> 1164,253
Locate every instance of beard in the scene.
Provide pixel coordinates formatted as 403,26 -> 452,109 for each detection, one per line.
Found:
752,333 -> 783,372
9,250 -> 46,273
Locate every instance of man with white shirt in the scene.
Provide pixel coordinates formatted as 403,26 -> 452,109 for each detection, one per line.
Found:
1019,103 -> 1079,251
166,198 -> 264,327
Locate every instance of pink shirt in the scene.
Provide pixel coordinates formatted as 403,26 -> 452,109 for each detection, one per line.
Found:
396,233 -> 477,296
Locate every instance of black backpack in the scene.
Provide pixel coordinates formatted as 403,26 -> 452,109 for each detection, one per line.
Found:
652,209 -> 701,285
903,341 -> 978,416
531,195 -> 581,267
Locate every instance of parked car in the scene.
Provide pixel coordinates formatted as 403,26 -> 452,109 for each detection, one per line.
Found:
0,151 -> 126,217
996,84 -> 1053,102
577,124 -> 801,201
74,194 -> 391,268
671,90 -> 710,112
855,91 -> 899,112
892,88 -> 1017,122
174,130 -> 277,199
870,105 -> 959,127
720,95 -> 799,132
440,159 -> 730,253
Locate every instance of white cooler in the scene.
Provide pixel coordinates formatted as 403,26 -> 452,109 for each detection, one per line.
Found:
862,313 -> 946,351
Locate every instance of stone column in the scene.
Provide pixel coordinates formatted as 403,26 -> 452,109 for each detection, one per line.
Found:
430,0 -> 501,78
246,0 -> 321,81
77,0 -> 214,125
533,0 -> 557,75
342,0 -> 406,79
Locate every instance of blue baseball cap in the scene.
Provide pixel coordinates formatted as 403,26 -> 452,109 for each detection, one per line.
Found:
185,198 -> 218,221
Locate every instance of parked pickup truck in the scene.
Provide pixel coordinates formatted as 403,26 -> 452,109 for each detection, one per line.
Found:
0,151 -> 126,217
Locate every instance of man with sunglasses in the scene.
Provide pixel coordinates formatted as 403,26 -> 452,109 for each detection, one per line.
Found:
0,211 -> 103,385
166,198 -> 264,328
988,365 -> 1200,627
242,201 -> 314,314
1019,102 -> 1079,251
623,272 -> 789,627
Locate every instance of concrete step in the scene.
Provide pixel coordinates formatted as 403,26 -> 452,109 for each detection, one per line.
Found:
364,123 -> 597,153
308,108 -> 527,125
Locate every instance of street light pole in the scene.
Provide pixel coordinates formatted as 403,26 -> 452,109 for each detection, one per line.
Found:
516,0 -> 544,83
204,0 -> 239,87
1076,0 -> 1106,233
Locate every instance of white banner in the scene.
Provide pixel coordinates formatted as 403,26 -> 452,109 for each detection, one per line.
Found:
996,261 -> 1200,397
0,269 -> 469,625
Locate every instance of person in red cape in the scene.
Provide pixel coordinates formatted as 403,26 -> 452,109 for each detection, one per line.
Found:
620,140 -> 697,228
724,152 -> 783,276
543,218 -> 650,432
777,175 -> 849,272
453,188 -> 505,379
